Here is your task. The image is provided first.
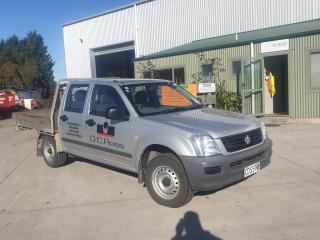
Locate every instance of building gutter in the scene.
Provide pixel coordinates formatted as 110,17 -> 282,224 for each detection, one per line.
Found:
63,0 -> 155,27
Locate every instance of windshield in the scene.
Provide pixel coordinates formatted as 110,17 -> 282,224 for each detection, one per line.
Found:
121,82 -> 202,116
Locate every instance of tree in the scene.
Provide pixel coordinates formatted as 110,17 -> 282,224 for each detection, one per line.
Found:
0,61 -> 20,89
0,31 -> 55,97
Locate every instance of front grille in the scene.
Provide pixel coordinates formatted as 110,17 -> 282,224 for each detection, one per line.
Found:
221,128 -> 263,153
230,151 -> 265,168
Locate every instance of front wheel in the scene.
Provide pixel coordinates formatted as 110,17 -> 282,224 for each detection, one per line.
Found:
146,153 -> 193,208
42,136 -> 66,168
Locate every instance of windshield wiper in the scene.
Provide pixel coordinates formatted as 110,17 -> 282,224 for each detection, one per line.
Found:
178,104 -> 204,112
159,104 -> 203,115
159,107 -> 181,114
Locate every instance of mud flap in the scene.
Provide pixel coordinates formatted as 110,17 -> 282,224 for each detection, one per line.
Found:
54,133 -> 65,152
36,135 -> 43,156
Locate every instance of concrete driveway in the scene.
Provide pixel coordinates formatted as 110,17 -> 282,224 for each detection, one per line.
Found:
0,118 -> 320,240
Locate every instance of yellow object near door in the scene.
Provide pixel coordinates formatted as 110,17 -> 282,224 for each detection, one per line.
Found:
266,72 -> 276,97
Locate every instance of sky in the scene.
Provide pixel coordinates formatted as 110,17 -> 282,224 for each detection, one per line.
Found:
0,0 -> 134,80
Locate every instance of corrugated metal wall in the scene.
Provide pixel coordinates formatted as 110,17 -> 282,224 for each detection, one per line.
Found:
63,7 -> 135,78
253,34 -> 320,118
63,0 -> 320,78
134,46 -> 253,113
136,0 -> 320,56
136,33 -> 320,118
135,45 -> 251,91
289,34 -> 320,118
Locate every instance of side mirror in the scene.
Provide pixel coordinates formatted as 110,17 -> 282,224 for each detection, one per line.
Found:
106,106 -> 129,121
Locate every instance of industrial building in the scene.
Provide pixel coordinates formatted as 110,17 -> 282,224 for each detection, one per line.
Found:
63,0 -> 320,120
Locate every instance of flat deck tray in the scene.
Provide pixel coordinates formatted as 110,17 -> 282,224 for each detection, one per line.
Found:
12,109 -> 52,133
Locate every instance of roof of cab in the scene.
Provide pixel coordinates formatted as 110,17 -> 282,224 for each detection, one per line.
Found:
58,78 -> 169,85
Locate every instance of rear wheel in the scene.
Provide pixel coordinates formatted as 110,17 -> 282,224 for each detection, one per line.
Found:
42,136 -> 66,168
146,153 -> 193,208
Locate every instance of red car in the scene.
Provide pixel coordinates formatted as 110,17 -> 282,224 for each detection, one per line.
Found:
0,91 -> 16,115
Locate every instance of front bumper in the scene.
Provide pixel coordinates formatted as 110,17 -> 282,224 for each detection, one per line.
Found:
179,138 -> 272,192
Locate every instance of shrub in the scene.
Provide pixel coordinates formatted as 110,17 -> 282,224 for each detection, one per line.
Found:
215,80 -> 242,112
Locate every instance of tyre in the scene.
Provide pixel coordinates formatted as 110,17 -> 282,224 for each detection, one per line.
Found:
42,136 -> 66,168
146,153 -> 193,208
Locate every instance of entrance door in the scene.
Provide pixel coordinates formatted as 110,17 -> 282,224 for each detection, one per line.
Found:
91,41 -> 135,78
264,55 -> 289,114
83,84 -> 134,169
241,58 -> 264,115
95,50 -> 135,78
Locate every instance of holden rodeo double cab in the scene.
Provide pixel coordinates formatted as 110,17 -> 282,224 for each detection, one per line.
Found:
13,79 -> 272,207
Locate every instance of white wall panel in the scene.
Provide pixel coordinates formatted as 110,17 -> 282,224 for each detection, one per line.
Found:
63,7 -> 135,78
63,0 -> 320,78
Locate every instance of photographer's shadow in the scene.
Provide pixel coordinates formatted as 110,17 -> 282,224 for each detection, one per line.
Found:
172,211 -> 222,240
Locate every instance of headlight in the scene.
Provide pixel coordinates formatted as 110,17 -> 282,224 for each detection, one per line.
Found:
260,120 -> 267,139
191,135 -> 221,157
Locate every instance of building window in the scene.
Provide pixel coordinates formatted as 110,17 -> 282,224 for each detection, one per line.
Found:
311,51 -> 320,89
143,71 -> 152,78
174,68 -> 185,85
232,61 -> 242,75
202,64 -> 213,78
155,69 -> 173,81
154,67 -> 185,85
232,60 -> 242,93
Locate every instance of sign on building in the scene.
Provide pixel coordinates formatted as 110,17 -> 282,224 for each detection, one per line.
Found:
261,39 -> 289,53
198,83 -> 216,93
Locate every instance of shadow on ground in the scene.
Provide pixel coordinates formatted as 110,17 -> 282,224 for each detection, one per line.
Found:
172,211 -> 222,240
195,178 -> 247,197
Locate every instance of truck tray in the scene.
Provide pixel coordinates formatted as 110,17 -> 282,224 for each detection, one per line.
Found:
12,109 -> 53,133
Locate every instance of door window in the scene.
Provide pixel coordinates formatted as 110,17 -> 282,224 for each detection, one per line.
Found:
64,84 -> 89,113
90,85 -> 127,117
242,59 -> 263,115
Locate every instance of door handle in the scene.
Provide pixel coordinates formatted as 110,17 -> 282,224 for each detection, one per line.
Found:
85,119 -> 96,127
60,115 -> 68,122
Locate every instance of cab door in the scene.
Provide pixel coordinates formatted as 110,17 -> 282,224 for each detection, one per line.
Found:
82,84 -> 134,169
59,83 -> 90,156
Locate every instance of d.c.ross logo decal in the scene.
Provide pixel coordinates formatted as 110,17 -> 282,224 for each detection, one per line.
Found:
97,122 -> 115,138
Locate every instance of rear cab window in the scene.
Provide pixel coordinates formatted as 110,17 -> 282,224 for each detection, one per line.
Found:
64,84 -> 89,113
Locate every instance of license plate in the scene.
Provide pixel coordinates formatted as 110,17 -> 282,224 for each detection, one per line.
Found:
244,162 -> 260,177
